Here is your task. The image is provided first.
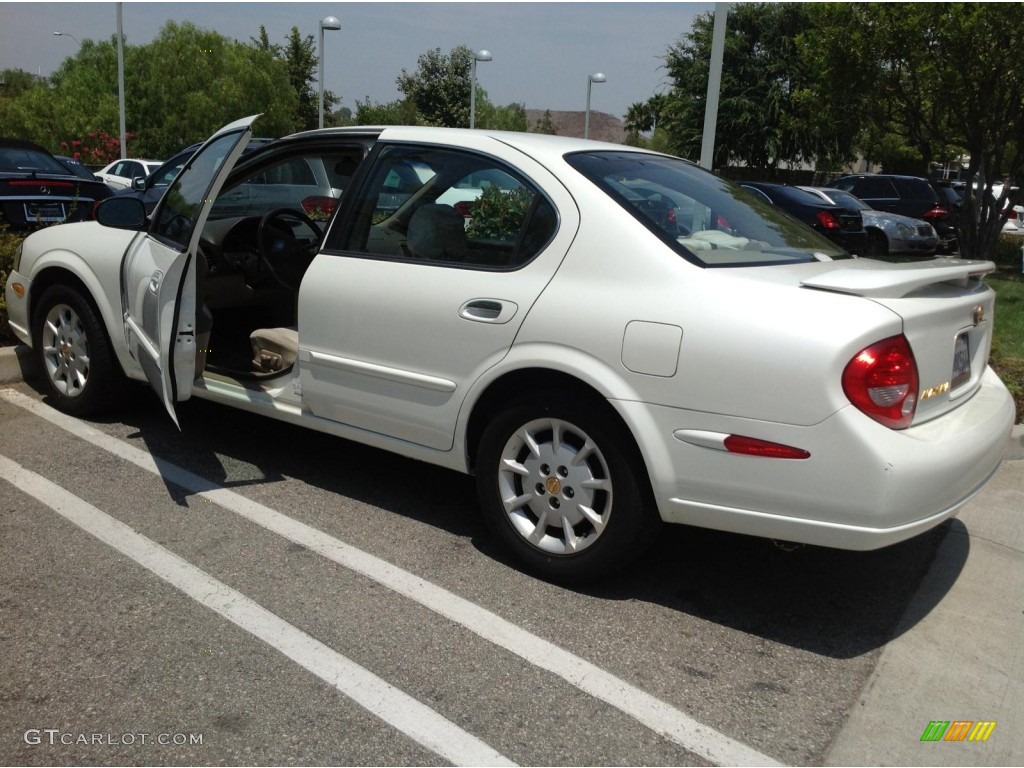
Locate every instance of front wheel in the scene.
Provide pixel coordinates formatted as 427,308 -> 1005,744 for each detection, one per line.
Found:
32,285 -> 123,415
475,395 -> 657,583
863,229 -> 889,259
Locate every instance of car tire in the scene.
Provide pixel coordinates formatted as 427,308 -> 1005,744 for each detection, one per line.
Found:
864,229 -> 888,259
475,393 -> 658,583
32,285 -> 124,416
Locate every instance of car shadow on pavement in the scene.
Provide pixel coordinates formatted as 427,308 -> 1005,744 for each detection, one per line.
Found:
576,519 -> 969,660
62,384 -> 968,662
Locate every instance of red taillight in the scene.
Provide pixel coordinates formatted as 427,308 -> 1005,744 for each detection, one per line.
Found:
300,195 -> 337,218
666,207 -> 677,225
724,435 -> 810,460
816,210 -> 840,230
10,179 -> 74,188
453,200 -> 475,218
842,335 -> 919,429
922,204 -> 948,222
1006,208 -> 1018,221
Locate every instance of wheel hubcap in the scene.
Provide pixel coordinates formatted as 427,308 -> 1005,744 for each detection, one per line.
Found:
41,303 -> 90,398
497,417 -> 612,555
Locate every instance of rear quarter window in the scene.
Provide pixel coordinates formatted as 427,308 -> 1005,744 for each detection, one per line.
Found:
893,178 -> 937,201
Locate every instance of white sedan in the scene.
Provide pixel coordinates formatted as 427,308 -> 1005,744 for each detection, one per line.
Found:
94,157 -> 163,189
4,116 -> 1015,582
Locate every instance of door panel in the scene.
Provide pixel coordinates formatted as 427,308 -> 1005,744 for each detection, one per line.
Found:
300,139 -> 579,451
120,115 -> 258,426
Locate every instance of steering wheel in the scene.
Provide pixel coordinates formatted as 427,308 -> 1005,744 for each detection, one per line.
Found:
255,208 -> 323,290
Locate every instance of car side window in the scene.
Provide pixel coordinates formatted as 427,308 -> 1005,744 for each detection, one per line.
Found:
151,131 -> 241,248
328,144 -> 557,270
207,150 -> 363,224
852,177 -> 898,198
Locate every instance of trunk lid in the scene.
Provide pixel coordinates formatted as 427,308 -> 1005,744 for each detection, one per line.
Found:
800,257 -> 997,425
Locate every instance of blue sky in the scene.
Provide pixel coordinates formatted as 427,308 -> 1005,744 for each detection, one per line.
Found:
0,1 -> 713,120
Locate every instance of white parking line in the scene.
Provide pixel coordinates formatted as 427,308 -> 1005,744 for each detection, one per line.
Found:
0,452 -> 516,768
0,388 -> 781,767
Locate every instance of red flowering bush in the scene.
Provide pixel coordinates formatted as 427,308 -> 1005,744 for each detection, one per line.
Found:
59,130 -> 137,165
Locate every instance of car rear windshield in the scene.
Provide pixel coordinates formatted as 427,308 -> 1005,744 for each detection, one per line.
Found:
565,151 -> 848,266
0,146 -> 72,175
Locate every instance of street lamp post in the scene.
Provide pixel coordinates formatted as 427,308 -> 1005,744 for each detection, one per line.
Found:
318,15 -> 341,130
116,2 -> 126,159
469,49 -> 491,129
585,72 -> 606,140
52,31 -> 81,45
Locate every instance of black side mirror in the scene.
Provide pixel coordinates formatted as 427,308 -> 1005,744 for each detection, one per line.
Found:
132,177 -> 146,190
95,196 -> 147,230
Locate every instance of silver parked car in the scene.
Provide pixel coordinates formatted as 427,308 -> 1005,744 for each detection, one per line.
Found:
800,186 -> 939,258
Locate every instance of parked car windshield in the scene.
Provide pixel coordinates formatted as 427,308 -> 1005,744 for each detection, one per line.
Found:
567,151 -> 849,266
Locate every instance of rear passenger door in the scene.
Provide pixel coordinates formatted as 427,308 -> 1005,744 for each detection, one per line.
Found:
297,137 -> 579,451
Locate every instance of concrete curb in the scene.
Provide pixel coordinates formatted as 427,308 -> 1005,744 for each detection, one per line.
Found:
1006,422 -> 1024,460
0,344 -> 36,384
826,454 -> 1024,766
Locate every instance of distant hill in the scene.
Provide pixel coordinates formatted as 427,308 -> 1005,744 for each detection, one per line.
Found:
524,110 -> 627,144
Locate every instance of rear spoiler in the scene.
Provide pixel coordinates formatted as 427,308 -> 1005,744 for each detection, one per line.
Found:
801,258 -> 994,299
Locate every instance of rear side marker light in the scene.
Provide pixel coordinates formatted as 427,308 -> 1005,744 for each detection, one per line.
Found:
724,435 -> 811,460
843,335 -> 919,429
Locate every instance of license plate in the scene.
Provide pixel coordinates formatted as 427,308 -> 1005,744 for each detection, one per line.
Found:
951,332 -> 971,390
23,202 -> 66,223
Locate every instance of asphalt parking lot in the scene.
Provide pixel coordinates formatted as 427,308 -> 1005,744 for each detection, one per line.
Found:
0,366 -> 1021,766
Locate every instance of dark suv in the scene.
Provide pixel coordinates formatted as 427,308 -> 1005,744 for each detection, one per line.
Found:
834,174 -> 958,253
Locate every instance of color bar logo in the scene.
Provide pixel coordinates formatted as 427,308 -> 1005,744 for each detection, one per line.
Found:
920,721 -> 996,742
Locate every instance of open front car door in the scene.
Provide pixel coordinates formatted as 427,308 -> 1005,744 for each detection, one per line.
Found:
120,115 -> 258,427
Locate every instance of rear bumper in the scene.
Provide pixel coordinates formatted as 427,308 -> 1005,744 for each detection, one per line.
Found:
620,367 -> 1015,549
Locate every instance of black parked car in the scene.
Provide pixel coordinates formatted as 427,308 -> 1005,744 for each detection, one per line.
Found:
0,139 -> 113,230
55,155 -> 102,182
740,181 -> 867,254
833,174 -> 958,253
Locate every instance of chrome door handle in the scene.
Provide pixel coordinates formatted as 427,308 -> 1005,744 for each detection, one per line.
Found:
459,299 -> 518,324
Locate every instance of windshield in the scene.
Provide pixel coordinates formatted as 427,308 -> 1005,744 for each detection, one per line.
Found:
566,151 -> 849,266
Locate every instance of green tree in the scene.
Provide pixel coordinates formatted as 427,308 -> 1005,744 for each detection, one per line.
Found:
395,45 -> 476,127
0,68 -> 42,99
127,22 -> 296,156
252,25 -> 340,131
624,94 -> 668,147
661,3 -> 851,171
531,109 -> 558,135
286,26 -> 333,130
354,96 -> 423,126
476,99 -> 528,131
804,3 -> 1024,259
0,23 -> 299,159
